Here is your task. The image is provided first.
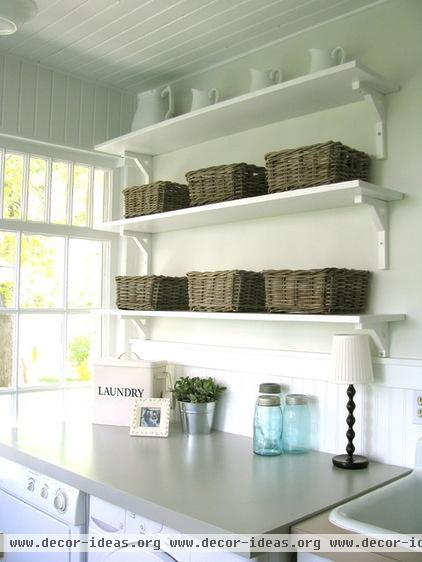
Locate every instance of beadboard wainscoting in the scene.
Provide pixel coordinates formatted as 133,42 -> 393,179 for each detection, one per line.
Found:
0,54 -> 135,149
131,340 -> 422,468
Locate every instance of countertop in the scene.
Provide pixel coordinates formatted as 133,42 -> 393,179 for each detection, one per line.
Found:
0,421 -> 410,536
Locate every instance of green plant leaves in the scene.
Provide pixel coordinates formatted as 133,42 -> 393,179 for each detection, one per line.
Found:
172,376 -> 226,404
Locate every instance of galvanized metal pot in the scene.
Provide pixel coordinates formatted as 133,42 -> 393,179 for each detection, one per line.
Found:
178,401 -> 216,434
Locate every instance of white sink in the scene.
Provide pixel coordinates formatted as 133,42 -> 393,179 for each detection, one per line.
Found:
330,438 -> 422,536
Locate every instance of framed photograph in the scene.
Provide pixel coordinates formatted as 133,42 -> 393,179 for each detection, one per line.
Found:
130,398 -> 171,437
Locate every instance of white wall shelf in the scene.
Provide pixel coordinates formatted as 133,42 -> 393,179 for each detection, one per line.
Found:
95,310 -> 405,357
101,180 -> 403,270
95,61 -> 398,159
97,62 -> 404,356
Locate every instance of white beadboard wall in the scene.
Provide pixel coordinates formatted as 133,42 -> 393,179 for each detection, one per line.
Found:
132,340 -> 422,468
0,54 -> 135,149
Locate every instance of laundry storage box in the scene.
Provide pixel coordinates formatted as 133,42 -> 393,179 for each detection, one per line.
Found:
92,357 -> 167,426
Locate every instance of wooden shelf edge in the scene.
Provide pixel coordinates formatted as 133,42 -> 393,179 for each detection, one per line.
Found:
93,310 -> 405,325
99,181 -> 403,234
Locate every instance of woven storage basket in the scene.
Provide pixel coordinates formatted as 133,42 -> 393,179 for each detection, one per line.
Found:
263,268 -> 371,314
116,276 -> 188,311
123,181 -> 190,218
265,141 -> 370,193
187,270 -> 265,312
185,163 -> 267,207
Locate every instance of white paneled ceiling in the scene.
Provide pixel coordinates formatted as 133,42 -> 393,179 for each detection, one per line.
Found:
0,0 -> 386,92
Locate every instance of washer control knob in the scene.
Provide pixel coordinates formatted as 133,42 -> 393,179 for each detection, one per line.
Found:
54,490 -> 67,513
27,478 -> 35,492
41,485 -> 49,499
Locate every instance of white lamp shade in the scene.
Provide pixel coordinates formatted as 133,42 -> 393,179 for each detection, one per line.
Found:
0,0 -> 37,35
330,334 -> 374,384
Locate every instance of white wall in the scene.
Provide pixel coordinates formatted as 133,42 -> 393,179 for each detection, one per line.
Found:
148,0 -> 422,359
132,339 -> 422,468
0,54 -> 135,149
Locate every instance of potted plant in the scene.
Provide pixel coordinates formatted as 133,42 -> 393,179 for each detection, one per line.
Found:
172,376 -> 226,435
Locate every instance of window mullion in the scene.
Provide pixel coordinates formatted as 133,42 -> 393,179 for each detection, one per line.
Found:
0,148 -> 4,219
45,157 -> 52,223
22,153 -> 30,221
104,170 -> 112,222
88,166 -> 94,228
68,162 -> 74,226
13,231 -> 22,413
62,236 -> 70,386
101,240 -> 111,357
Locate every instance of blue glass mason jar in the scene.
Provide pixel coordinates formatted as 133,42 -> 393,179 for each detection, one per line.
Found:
253,395 -> 283,456
282,394 -> 311,454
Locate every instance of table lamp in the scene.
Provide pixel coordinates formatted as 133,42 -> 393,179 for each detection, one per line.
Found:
330,334 -> 374,469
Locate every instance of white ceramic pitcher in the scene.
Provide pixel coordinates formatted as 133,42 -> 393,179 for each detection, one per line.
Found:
308,47 -> 346,73
190,88 -> 220,111
131,85 -> 174,131
249,68 -> 282,92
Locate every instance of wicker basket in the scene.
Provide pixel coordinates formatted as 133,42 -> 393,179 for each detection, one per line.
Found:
263,268 -> 371,314
187,270 -> 265,312
185,163 -> 267,207
123,182 -> 190,218
116,276 -> 188,311
265,141 -> 371,193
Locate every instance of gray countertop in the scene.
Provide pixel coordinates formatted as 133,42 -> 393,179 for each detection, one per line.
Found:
0,421 -> 410,536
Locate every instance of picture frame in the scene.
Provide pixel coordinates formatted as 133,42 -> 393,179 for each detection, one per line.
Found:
130,397 -> 171,437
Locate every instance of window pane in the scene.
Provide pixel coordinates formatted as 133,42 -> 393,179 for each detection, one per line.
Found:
68,239 -> 102,308
72,165 -> 90,226
27,157 -> 47,222
93,169 -> 106,226
18,391 -> 63,422
51,161 -> 69,224
20,234 -> 65,308
0,395 -> 14,424
63,389 -> 91,422
66,315 -> 101,383
3,152 -> 24,219
0,314 -> 14,388
0,231 -> 17,307
19,315 -> 62,386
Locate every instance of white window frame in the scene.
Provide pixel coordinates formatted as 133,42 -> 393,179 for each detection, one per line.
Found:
0,134 -> 122,415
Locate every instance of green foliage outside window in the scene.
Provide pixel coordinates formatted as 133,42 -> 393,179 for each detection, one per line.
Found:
3,153 -> 23,219
0,152 -> 103,387
67,336 -> 91,382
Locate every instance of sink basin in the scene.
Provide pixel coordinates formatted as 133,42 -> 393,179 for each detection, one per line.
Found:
330,469 -> 422,535
330,438 -> 422,536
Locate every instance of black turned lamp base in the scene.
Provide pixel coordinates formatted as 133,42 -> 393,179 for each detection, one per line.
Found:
332,454 -> 369,470
333,384 -> 370,470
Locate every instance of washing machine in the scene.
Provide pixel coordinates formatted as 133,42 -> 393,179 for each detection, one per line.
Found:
88,495 -> 190,561
88,496 -> 268,562
0,456 -> 87,561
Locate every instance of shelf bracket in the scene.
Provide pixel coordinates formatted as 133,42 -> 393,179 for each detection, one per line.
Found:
124,151 -> 153,184
355,321 -> 389,358
129,318 -> 150,340
354,194 -> 389,269
125,230 -> 151,275
352,80 -> 386,160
